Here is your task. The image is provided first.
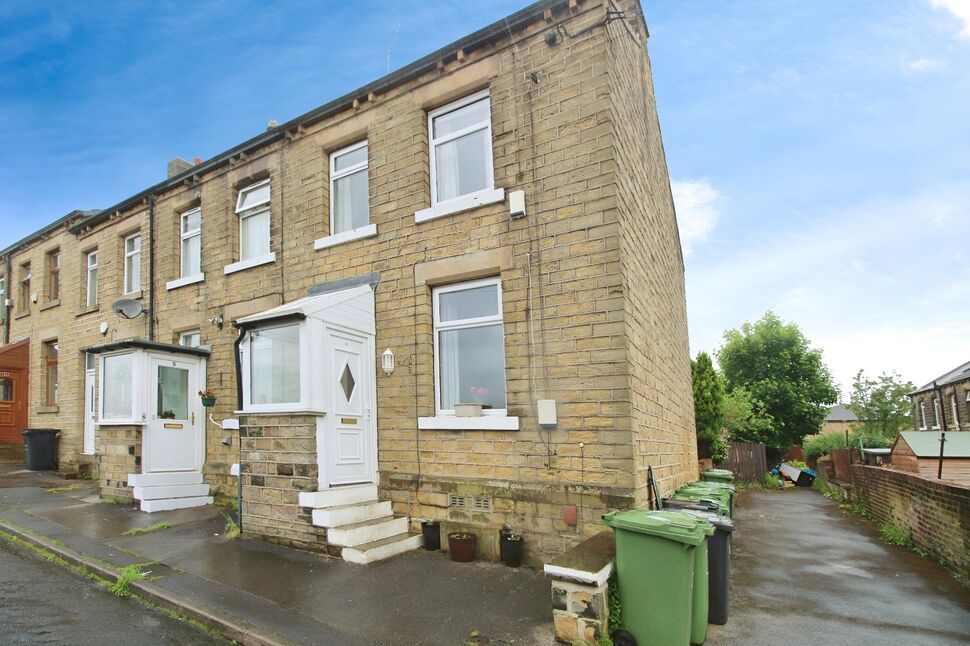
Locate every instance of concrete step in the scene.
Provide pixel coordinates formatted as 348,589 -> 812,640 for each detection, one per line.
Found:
140,495 -> 213,513
327,515 -> 408,547
133,483 -> 211,501
342,531 -> 424,565
311,500 -> 393,528
298,484 -> 378,509
128,472 -> 203,487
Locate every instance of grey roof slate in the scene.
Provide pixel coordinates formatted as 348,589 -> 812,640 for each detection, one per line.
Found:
825,404 -> 859,422
915,360 -> 970,394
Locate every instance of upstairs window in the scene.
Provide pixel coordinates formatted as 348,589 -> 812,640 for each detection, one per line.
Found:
932,397 -> 941,429
18,262 -> 30,313
86,250 -> 99,307
919,401 -> 928,430
44,340 -> 58,406
236,179 -> 271,261
124,234 -> 141,294
46,249 -> 60,302
432,278 -> 507,415
180,207 -> 202,277
429,91 -> 494,205
179,330 -> 201,348
330,141 -> 369,235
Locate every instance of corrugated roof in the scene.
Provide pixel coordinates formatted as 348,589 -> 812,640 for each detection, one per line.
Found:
915,360 -> 970,394
825,404 -> 859,422
896,431 -> 970,458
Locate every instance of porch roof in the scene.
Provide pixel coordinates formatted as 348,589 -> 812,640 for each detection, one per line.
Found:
234,285 -> 375,334
82,338 -> 211,358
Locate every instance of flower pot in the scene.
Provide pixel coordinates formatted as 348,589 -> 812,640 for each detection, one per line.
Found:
501,534 -> 524,567
201,396 -> 216,407
454,403 -> 483,418
422,521 -> 441,551
448,532 -> 477,562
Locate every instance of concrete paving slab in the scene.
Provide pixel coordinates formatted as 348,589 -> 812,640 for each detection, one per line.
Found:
707,488 -> 970,646
36,498 -> 222,539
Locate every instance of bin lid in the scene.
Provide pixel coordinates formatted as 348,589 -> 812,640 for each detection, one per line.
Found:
678,509 -> 735,532
670,491 -> 724,507
679,485 -> 733,498
686,481 -> 736,494
603,509 -> 714,545
21,428 -> 60,435
702,469 -> 734,477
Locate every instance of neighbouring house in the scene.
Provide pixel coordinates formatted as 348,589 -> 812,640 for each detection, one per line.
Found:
909,361 -> 970,433
890,431 -> 970,485
801,403 -> 859,444
0,0 -> 697,565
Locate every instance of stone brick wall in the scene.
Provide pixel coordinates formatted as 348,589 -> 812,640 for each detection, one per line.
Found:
97,425 -> 141,501
606,0 -> 698,503
238,413 -> 332,554
850,464 -> 970,578
910,378 -> 970,431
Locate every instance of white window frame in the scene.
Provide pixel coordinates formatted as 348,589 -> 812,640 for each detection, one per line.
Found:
416,90 -> 504,223
932,397 -> 941,429
123,233 -> 141,295
431,277 -> 508,418
919,401 -> 928,430
239,322 -> 309,413
0,275 -> 5,323
173,207 -> 204,287
951,394 -> 960,430
85,251 -> 99,307
99,351 -> 142,425
179,330 -> 202,349
226,179 -> 275,273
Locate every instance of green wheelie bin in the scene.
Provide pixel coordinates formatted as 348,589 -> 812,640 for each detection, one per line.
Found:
669,490 -> 727,516
677,485 -> 732,518
687,482 -> 736,516
700,468 -> 734,484
603,509 -> 714,646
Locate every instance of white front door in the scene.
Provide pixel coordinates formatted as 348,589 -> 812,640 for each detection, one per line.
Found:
83,355 -> 96,455
144,355 -> 203,473
327,329 -> 374,486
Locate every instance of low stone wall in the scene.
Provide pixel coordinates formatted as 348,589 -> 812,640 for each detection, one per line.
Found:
97,425 -> 141,502
382,473 -> 633,566
238,414 -> 331,554
850,465 -> 970,577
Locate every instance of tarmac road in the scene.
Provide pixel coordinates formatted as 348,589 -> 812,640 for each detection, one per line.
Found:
0,538 -> 223,645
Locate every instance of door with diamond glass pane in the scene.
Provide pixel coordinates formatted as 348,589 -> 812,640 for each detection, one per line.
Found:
327,329 -> 373,485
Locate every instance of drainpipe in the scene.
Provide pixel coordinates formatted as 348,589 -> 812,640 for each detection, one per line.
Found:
147,195 -> 156,341
233,325 -> 248,531
3,254 -> 10,345
934,381 -> 947,479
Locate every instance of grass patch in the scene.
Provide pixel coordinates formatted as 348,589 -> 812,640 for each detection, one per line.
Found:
47,485 -> 83,494
813,477 -> 846,503
221,512 -> 240,539
110,561 -> 159,597
214,494 -> 239,513
121,522 -> 170,536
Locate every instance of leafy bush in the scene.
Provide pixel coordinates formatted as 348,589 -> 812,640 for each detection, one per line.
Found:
762,472 -> 782,489
803,433 -> 848,461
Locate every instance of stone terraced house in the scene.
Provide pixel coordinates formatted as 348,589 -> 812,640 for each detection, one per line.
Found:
0,0 -> 697,565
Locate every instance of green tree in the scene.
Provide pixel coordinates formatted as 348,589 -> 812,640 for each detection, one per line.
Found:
721,386 -> 774,444
718,311 -> 838,453
691,352 -> 727,462
847,370 -> 914,440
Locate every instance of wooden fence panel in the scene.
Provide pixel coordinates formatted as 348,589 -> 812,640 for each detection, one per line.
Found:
725,441 -> 768,482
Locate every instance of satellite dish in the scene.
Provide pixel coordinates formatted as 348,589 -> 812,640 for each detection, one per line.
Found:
112,298 -> 145,319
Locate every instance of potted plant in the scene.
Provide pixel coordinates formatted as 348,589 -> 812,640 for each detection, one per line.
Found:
447,531 -> 477,562
501,531 -> 524,567
454,386 -> 489,417
421,520 -> 441,551
198,389 -> 216,407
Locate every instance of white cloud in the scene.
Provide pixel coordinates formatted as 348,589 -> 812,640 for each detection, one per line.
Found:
671,179 -> 722,255
903,56 -> 942,73
932,0 -> 970,38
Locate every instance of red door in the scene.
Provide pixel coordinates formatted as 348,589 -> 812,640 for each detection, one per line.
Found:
0,339 -> 29,444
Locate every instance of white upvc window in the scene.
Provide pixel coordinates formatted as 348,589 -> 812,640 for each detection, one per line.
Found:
179,330 -> 201,349
432,277 -> 507,416
100,352 -> 137,423
180,207 -> 202,278
236,179 -> 271,262
919,401 -> 928,430
123,234 -> 141,294
240,323 -> 305,412
331,141 -> 369,235
932,397 -> 941,429
85,251 -> 98,307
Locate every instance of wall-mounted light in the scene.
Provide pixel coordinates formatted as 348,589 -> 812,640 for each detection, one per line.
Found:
382,348 -> 395,375
209,314 -> 224,329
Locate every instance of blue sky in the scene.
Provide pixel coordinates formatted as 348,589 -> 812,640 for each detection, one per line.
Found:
2,1 -> 968,393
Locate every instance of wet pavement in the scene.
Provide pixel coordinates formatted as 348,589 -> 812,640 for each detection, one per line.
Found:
0,466 -> 553,645
707,488 -> 970,646
0,538 -> 222,645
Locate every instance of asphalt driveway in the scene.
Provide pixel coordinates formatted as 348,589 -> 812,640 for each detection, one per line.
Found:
707,488 -> 970,645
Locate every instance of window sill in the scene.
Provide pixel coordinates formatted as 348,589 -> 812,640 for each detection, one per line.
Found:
76,304 -> 99,317
314,223 -> 378,251
121,290 -> 143,300
37,405 -> 59,414
224,253 -> 276,275
166,273 -> 205,290
414,187 -> 505,223
97,420 -> 147,427
13,310 -> 30,320
39,299 -> 60,311
418,416 -> 519,431
235,408 -> 327,416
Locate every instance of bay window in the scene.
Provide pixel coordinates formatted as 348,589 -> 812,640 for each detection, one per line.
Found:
432,278 -> 507,415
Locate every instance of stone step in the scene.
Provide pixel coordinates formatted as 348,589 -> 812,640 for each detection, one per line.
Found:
327,515 -> 409,547
133,483 -> 211,501
140,495 -> 213,513
341,531 -> 424,565
311,500 -> 393,528
298,484 -> 378,509
128,471 -> 203,487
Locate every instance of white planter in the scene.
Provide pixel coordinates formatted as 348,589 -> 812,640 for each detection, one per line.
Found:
454,403 -> 483,418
